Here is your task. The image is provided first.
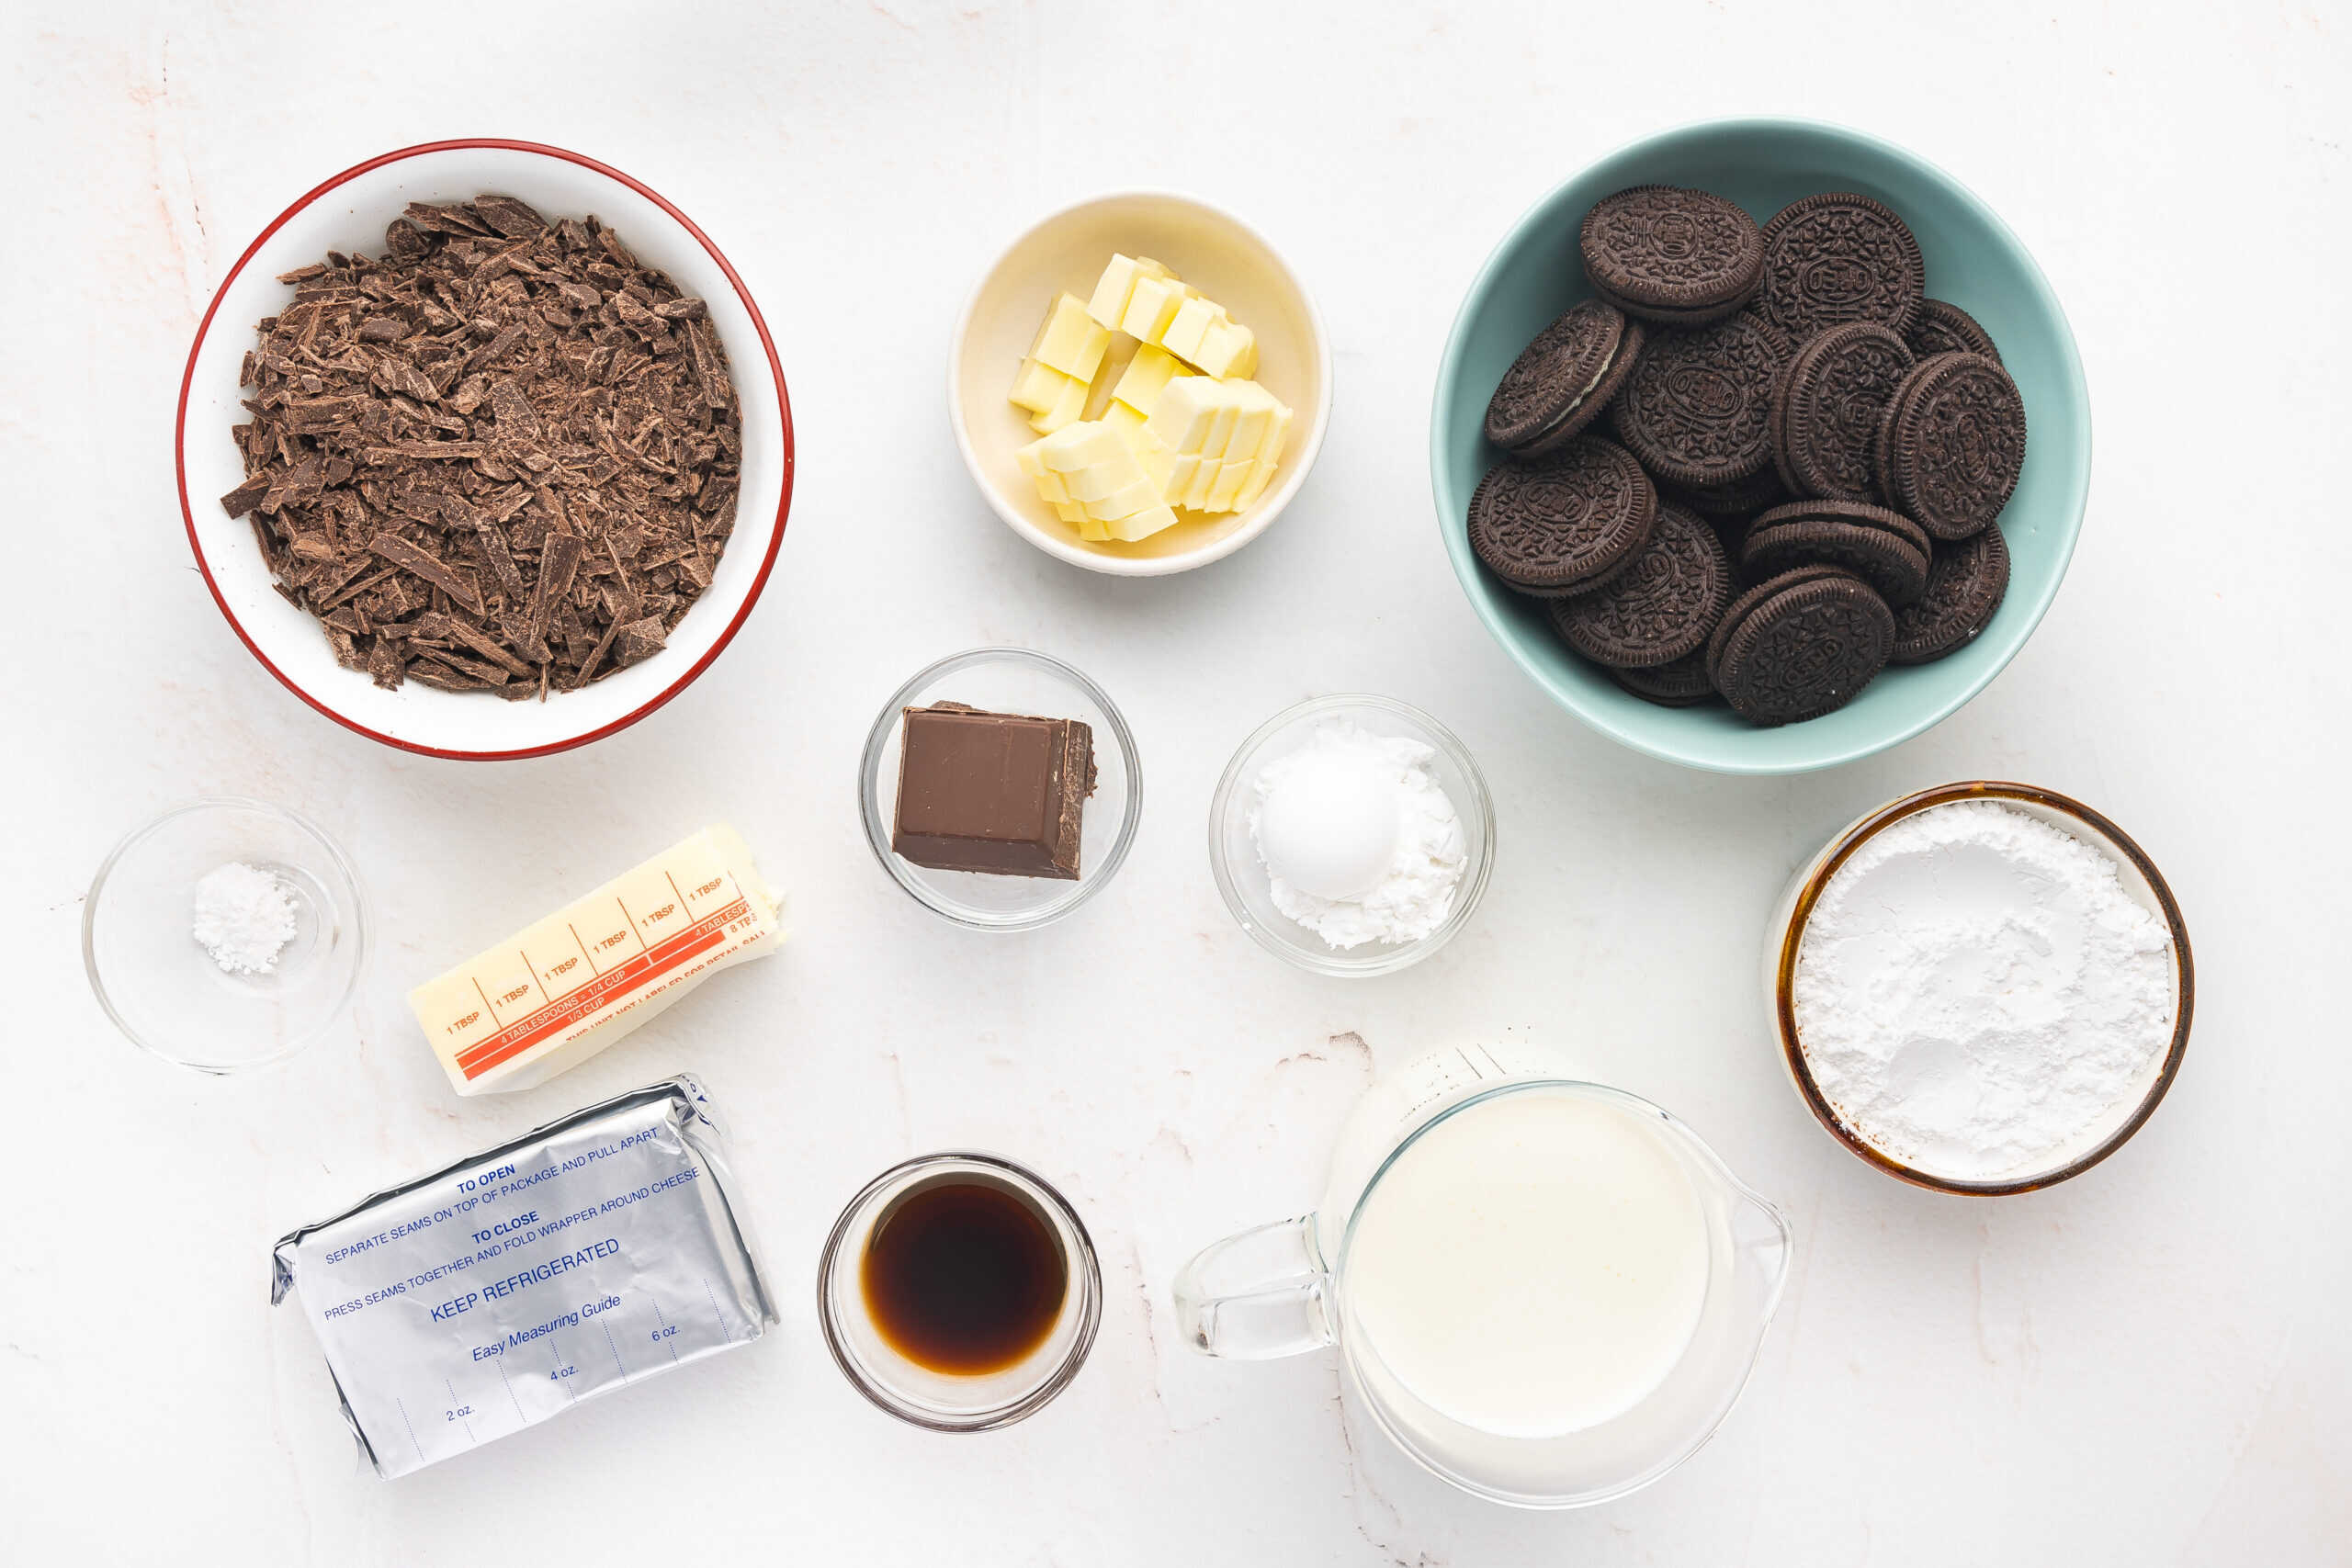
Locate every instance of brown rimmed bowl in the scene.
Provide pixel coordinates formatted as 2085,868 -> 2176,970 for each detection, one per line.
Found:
1763,781 -> 2192,1195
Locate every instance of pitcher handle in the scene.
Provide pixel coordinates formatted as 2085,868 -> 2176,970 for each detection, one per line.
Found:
1735,1190 -> 1795,1312
1170,1215 -> 1333,1359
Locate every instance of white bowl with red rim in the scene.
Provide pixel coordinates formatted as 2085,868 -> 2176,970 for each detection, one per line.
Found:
175,139 -> 795,761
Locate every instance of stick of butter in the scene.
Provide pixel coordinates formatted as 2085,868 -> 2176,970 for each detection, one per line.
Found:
408,826 -> 785,1097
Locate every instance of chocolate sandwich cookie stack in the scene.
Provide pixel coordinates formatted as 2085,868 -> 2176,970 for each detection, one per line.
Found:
1469,185 -> 2029,728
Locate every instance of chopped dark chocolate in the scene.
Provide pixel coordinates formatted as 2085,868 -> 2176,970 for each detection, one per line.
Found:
219,194 -> 743,695
220,471 -> 273,519
890,703 -> 1097,881
613,616 -> 669,668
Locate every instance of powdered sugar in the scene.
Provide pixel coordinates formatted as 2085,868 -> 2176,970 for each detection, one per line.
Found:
1250,722 -> 1465,949
1792,800 -> 2176,1182
191,861 -> 300,976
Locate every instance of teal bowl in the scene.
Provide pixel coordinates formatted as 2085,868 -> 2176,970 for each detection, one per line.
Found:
1431,119 -> 2089,774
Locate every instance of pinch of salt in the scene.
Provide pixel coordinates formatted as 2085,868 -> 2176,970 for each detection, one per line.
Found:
191,861 -> 300,976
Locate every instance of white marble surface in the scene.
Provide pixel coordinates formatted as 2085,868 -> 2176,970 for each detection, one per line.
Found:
5,2 -> 2348,1562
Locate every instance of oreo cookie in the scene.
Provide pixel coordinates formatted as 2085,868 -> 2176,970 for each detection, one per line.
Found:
1610,648 -> 1715,707
1705,563 -> 1852,685
1907,299 -> 2002,365
1664,464 -> 1790,522
1710,568 -> 1895,727
1547,504 -> 1734,669
1484,299 -> 1645,457
1758,193 -> 1925,340
1516,183 -> 2030,728
1892,524 -> 2010,663
1770,322 -> 1915,501
1467,435 -> 1657,598
1608,312 -> 1787,487
1579,186 -> 1764,327
1874,352 -> 2026,540
1741,500 -> 1931,606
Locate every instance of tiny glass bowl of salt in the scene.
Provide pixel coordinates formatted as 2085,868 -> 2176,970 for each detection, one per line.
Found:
84,798 -> 368,1073
1209,695 -> 1495,977
1764,782 -> 2193,1195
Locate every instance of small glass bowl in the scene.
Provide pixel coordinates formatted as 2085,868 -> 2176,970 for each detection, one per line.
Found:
1208,694 -> 1496,977
859,648 -> 1141,931
1763,781 -> 2194,1195
84,797 -> 369,1072
817,1151 -> 1103,1432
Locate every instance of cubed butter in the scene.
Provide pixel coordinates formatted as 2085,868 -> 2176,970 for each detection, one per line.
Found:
1190,319 -> 1257,379
1029,291 -> 1111,381
1143,376 -> 1227,456
1232,453 -> 1279,509
1016,258 -> 1287,534
1232,405 -> 1294,509
1184,454 -> 1227,510
1014,446 -> 1075,505
1111,344 -> 1187,416
1104,501 -> 1181,542
1084,476 -> 1163,521
1084,254 -> 1171,331
1222,380 -> 1282,465
1200,400 -> 1241,462
1009,357 -> 1070,415
1127,428 -> 1175,493
1257,402 -> 1295,468
1063,450 -> 1147,504
1021,419 -> 1176,534
1204,457 -> 1255,512
407,827 -> 786,1097
1164,453 -> 1203,502
1029,371 -> 1092,434
1119,274 -> 1192,344
1159,296 -> 1228,366
1035,421 -> 1132,473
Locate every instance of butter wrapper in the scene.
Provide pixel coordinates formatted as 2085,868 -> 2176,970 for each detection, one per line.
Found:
408,825 -> 785,1096
270,1077 -> 775,1479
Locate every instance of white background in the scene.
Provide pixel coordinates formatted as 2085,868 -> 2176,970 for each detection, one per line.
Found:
4,2 -> 2347,1562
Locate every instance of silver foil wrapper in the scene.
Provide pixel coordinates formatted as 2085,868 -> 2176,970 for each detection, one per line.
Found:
271,1076 -> 775,1478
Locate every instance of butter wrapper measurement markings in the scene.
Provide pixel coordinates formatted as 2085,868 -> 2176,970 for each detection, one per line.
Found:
407,826 -> 786,1096
271,1077 -> 775,1479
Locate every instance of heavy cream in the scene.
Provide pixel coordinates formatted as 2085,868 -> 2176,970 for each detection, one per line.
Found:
1344,1089 -> 1712,1438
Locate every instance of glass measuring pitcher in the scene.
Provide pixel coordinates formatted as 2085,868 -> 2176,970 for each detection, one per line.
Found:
1172,1044 -> 1792,1509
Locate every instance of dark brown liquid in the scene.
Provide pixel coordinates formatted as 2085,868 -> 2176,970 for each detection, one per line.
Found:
860,1178 -> 1068,1376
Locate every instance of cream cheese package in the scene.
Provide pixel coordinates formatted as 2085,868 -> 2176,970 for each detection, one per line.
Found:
269,1077 -> 775,1480
408,825 -> 785,1096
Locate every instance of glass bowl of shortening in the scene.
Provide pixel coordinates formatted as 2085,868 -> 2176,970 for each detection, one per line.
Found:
84,798 -> 369,1072
1764,781 -> 2193,1195
1209,694 -> 1496,977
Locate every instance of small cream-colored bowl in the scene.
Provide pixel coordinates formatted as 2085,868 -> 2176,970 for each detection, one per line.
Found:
948,192 -> 1330,576
1762,782 -> 2194,1195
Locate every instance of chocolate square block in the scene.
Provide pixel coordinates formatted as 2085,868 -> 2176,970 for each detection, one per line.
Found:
891,703 -> 1096,880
